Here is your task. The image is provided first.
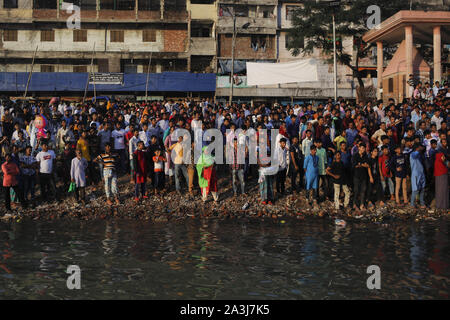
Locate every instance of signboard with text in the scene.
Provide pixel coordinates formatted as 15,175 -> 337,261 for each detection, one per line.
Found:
89,73 -> 124,85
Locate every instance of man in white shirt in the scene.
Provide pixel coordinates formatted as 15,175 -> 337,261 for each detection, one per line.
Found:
275,138 -> 290,195
433,81 -> 441,98
191,112 -> 202,132
139,122 -> 150,147
111,122 -> 127,174
431,110 -> 443,130
35,141 -> 56,201
128,128 -> 140,178
11,123 -> 29,144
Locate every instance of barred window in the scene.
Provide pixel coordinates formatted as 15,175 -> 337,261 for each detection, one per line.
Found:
41,30 -> 55,42
3,30 -> 18,42
41,65 -> 55,72
73,66 -> 88,73
73,30 -> 87,42
143,29 -> 156,42
110,30 -> 124,42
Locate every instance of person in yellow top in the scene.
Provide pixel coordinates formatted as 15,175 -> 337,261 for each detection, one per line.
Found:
76,130 -> 91,162
333,130 -> 347,150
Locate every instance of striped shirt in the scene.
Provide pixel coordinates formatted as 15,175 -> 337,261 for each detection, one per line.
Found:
96,152 -> 117,170
153,156 -> 165,172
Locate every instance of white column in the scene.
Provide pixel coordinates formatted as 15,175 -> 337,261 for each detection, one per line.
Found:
376,41 -> 383,100
433,26 -> 442,83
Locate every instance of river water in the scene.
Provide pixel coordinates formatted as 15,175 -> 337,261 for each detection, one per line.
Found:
0,218 -> 448,299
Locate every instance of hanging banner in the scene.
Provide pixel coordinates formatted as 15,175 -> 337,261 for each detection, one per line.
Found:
246,59 -> 319,86
89,73 -> 124,85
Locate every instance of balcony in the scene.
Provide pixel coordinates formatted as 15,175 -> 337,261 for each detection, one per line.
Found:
190,37 -> 216,55
218,16 -> 277,34
31,9 -> 187,23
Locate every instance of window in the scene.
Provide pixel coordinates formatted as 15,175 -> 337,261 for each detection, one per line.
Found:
164,0 -> 186,11
117,0 -> 134,10
286,5 -> 298,21
259,6 -> 273,18
101,0 -> 134,10
3,30 -> 18,42
73,29 -> 87,42
3,0 -> 18,8
191,25 -> 211,38
41,30 -> 55,42
71,0 -> 96,10
138,0 -> 160,10
41,65 -> 54,72
251,35 -> 269,52
285,35 -> 291,49
73,66 -> 88,73
388,78 -> 394,93
143,29 -> 156,42
110,30 -> 124,42
34,0 -> 57,9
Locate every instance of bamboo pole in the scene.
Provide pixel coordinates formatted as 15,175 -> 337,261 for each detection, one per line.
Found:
24,46 -> 38,98
145,51 -> 153,103
83,43 -> 96,104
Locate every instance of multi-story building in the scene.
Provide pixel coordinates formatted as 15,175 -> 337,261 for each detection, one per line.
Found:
0,0 -> 217,97
0,0 -> 447,100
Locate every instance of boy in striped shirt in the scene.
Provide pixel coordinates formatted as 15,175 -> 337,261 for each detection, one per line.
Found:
152,149 -> 166,196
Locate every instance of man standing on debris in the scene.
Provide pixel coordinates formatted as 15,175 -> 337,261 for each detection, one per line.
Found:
70,149 -> 88,204
94,142 -> 120,206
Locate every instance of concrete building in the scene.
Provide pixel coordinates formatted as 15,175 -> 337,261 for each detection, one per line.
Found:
215,0 -> 365,103
0,0 -> 217,96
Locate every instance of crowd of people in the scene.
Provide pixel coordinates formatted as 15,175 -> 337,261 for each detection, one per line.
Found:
0,79 -> 449,215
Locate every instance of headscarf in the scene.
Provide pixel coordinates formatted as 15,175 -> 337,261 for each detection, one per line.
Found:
196,146 -> 214,188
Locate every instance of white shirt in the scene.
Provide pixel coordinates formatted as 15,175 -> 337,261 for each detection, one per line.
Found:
11,129 -> 29,143
139,130 -> 150,147
191,119 -> 202,131
431,115 -> 443,130
111,129 -> 126,150
129,136 -> 140,159
36,150 -> 56,174
276,146 -> 289,170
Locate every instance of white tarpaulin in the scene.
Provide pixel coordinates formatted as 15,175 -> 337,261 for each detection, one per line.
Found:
246,59 -> 319,86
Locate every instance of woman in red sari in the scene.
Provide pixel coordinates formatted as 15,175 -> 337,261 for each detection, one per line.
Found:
197,146 -> 218,202
132,141 -> 149,202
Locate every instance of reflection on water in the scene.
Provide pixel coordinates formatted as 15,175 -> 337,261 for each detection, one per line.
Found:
0,218 -> 448,299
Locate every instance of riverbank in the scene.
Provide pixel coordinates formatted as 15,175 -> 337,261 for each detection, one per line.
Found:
0,173 -> 448,224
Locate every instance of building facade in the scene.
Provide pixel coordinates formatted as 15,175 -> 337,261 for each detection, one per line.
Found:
0,0 -> 448,100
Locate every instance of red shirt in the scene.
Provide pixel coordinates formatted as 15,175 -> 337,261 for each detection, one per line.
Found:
2,161 -> 19,187
434,152 -> 448,177
378,154 -> 392,178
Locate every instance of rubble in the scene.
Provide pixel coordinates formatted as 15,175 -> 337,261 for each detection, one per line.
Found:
0,174 -> 448,225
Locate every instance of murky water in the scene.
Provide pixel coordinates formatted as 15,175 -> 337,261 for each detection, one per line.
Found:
0,218 -> 448,299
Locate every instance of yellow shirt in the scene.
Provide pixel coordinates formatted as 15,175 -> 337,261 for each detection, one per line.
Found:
171,143 -> 184,165
334,136 -> 347,149
77,138 -> 91,161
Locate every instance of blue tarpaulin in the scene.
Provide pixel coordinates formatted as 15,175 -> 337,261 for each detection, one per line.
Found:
0,72 -> 216,92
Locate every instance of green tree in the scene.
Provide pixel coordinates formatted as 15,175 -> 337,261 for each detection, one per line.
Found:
287,0 -> 433,89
